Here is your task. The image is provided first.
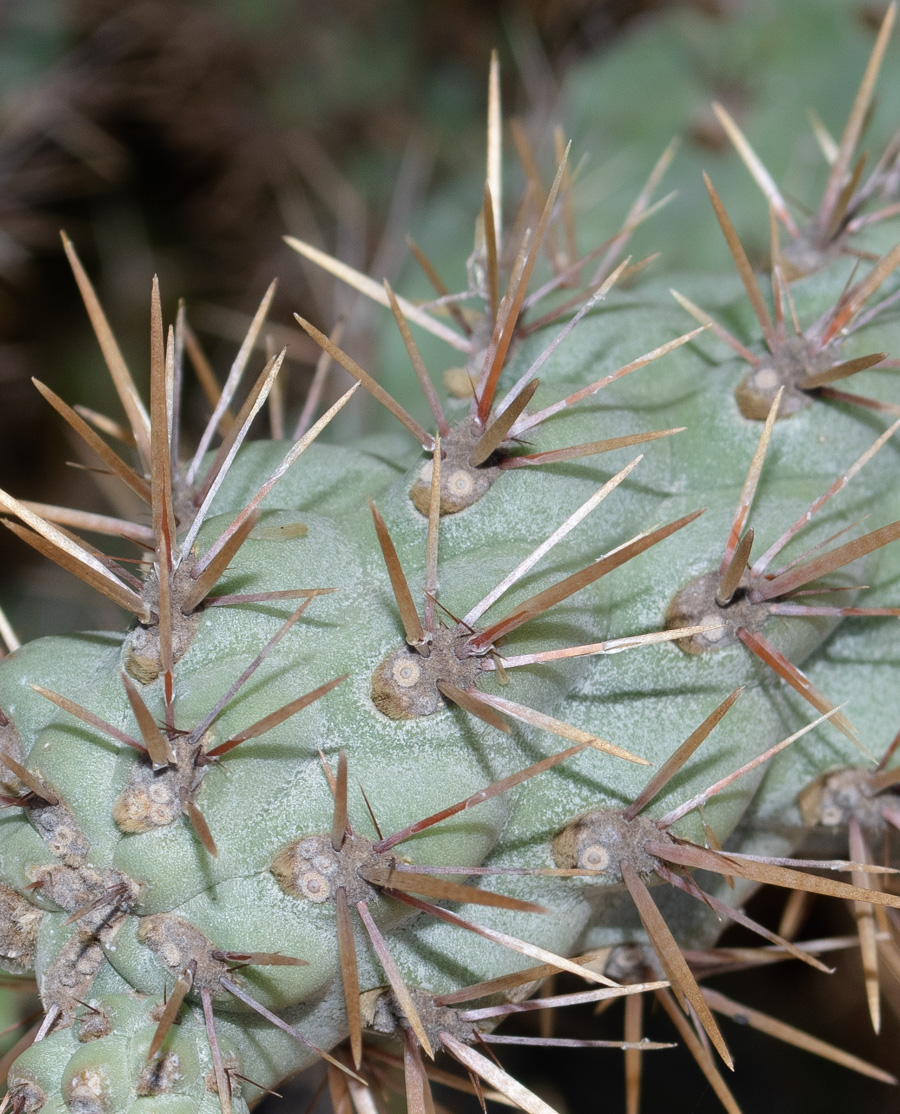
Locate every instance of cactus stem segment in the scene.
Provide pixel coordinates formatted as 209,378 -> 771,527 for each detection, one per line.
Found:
300,276 -> 698,514
29,598 -> 341,854
267,745 -> 582,1080
372,470 -> 703,726
369,984 -> 630,1108
275,750 -> 552,917
550,701 -> 898,1074
796,720 -> 900,1030
374,740 -> 590,855
276,736 -> 681,1103
669,405 -> 900,739
6,36 -> 900,1110
291,100 -> 685,521
188,596 -> 319,743
712,4 -> 899,279
681,180 -> 900,419
800,765 -> 900,838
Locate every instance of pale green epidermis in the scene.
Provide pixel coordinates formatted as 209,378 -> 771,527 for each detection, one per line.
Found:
3,261 -> 900,1105
385,0 -> 900,408
563,0 -> 900,272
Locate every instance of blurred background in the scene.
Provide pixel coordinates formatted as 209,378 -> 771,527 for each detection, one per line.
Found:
0,1 -> 898,1109
0,0 -> 682,640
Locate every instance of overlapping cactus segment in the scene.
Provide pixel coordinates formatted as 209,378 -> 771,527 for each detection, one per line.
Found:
2,29 -> 900,1114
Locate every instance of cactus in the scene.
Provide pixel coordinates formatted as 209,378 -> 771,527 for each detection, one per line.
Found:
562,0 -> 900,274
2,14 -> 900,1114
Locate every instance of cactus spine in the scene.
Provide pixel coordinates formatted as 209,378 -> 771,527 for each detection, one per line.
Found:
2,14 -> 900,1114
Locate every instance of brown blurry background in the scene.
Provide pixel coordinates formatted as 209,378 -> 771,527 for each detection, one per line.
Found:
0,0 -> 685,638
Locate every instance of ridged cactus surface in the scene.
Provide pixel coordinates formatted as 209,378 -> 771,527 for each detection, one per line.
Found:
2,12 -> 900,1114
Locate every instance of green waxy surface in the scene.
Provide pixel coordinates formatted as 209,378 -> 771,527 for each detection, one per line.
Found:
3,25 -> 900,1107
5,260 -> 900,1103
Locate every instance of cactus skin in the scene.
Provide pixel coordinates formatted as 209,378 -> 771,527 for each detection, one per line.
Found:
561,0 -> 900,274
3,36 -> 900,1114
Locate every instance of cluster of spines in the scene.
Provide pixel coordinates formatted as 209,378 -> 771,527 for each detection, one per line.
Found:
281,23 -> 900,1108
0,25 -> 899,1114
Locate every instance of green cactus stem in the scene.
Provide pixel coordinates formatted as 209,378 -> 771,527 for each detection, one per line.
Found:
2,34 -> 900,1114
